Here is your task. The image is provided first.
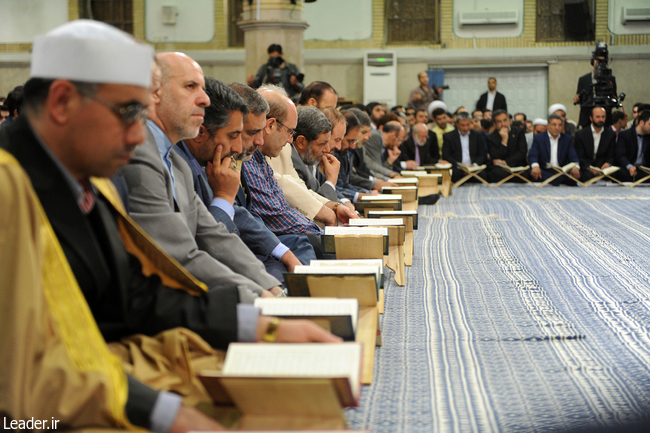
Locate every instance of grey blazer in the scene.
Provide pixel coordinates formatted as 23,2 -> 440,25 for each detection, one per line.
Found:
289,144 -> 338,202
362,130 -> 395,178
121,125 -> 280,303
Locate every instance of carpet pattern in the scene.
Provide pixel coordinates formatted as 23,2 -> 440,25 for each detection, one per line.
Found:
346,185 -> 650,432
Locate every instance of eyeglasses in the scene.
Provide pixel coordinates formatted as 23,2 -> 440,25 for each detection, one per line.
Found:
90,94 -> 149,126
344,138 -> 358,147
275,119 -> 296,137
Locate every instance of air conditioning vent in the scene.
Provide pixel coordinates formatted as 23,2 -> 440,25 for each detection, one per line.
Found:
459,10 -> 518,26
622,7 -> 650,24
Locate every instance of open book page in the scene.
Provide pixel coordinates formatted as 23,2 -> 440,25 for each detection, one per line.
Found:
495,163 -> 529,173
459,163 -> 487,173
589,165 -> 619,175
360,194 -> 402,201
254,298 -> 359,333
434,162 -> 452,169
381,186 -> 417,191
324,226 -> 388,236
366,210 -> 416,216
550,162 -> 577,172
310,259 -> 384,275
389,177 -> 419,185
349,218 -> 404,226
222,343 -> 362,399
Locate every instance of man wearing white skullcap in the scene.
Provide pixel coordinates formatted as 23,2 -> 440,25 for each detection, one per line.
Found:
0,19 -> 232,432
548,103 -> 576,137
0,19 -> 337,432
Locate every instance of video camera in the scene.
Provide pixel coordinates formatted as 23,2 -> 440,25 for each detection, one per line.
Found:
265,56 -> 304,86
577,42 -> 625,109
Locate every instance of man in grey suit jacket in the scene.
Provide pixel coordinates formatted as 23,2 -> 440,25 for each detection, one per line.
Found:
122,52 -> 282,302
362,121 -> 405,179
291,106 -> 339,201
174,78 -> 315,284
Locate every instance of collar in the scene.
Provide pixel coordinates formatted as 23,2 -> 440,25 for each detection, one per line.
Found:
31,121 -> 86,205
147,119 -> 174,161
590,124 -> 603,135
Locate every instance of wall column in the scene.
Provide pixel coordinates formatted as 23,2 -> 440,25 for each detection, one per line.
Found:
238,0 -> 309,81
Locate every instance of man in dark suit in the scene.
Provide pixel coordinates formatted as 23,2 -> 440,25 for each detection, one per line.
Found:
572,106 -> 617,182
476,77 -> 507,113
616,109 -> 650,182
528,114 -> 580,185
399,122 -> 439,168
442,112 -> 488,183
0,20 -> 338,433
174,78 -> 315,284
573,54 -> 617,128
486,109 -> 528,183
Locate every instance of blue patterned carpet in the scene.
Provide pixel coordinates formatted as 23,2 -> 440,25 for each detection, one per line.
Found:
346,185 -> 650,432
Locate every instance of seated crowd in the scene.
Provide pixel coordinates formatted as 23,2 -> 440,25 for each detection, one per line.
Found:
2,20 -> 648,432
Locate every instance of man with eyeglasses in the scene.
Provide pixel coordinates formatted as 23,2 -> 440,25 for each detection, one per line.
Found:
247,85 -> 355,233
173,78 -> 315,285
121,52 -> 284,301
333,110 -> 378,202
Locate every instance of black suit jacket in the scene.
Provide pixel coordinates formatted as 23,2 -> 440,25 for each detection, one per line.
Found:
399,131 -> 439,166
476,91 -> 507,113
442,129 -> 487,167
573,125 -> 617,172
486,127 -> 528,167
616,126 -> 650,169
0,116 -> 240,351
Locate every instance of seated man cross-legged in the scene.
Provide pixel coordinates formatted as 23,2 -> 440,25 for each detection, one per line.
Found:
528,114 -> 580,185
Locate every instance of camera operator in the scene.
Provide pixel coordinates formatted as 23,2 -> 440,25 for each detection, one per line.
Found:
247,43 -> 304,98
573,42 -> 618,129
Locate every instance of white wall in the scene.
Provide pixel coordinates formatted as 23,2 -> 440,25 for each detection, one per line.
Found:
303,0 -> 372,41
0,0 -> 68,43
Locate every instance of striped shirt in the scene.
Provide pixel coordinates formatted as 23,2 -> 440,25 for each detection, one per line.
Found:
242,149 -> 322,235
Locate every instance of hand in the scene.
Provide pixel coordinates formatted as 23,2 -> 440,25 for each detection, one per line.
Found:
531,166 -> 542,180
492,159 -> 506,166
602,162 -> 611,170
386,147 -> 401,164
630,166 -> 637,177
388,172 -> 403,179
439,159 -> 450,164
344,201 -> 355,212
260,289 -> 275,298
169,405 -> 226,433
571,167 -> 580,179
206,145 -> 240,205
499,127 -> 509,144
405,160 -> 419,170
256,317 -> 343,343
413,93 -> 423,101
289,75 -> 299,86
246,74 -> 255,87
336,203 -> 358,224
280,250 -> 302,273
315,204 -> 337,226
589,168 -> 599,175
573,94 -> 580,104
320,154 -> 340,184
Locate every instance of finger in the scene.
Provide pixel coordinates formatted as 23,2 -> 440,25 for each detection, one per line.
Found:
213,144 -> 224,168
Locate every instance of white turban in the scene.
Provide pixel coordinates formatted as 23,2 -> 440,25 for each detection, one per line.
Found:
31,19 -> 154,88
